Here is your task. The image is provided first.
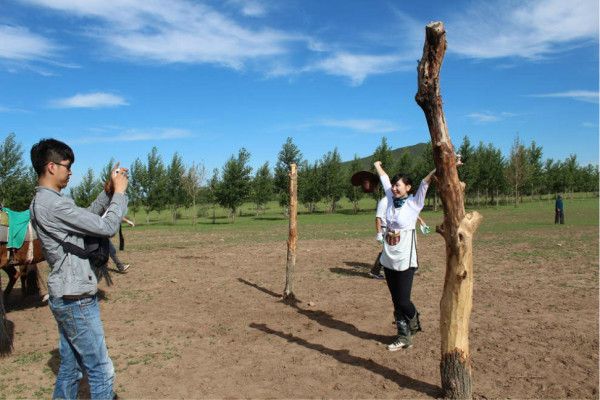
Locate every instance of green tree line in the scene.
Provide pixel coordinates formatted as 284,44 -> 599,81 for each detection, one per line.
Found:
1,133 -> 597,220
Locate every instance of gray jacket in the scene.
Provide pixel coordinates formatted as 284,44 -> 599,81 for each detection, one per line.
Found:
30,186 -> 128,298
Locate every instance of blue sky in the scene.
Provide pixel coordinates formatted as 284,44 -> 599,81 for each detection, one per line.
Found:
1,0 -> 598,184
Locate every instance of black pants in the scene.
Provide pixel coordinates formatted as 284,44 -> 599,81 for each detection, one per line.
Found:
384,267 -> 416,321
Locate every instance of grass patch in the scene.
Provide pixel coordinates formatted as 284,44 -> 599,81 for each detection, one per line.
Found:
12,351 -> 45,366
106,289 -> 153,303
33,386 -> 53,399
121,198 -> 598,250
125,347 -> 180,367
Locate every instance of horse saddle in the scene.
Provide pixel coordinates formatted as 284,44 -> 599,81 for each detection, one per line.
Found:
0,209 -> 37,248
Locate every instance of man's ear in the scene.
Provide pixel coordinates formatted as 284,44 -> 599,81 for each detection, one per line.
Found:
45,162 -> 56,176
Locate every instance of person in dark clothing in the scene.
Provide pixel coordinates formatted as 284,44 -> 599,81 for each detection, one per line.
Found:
555,194 -> 564,224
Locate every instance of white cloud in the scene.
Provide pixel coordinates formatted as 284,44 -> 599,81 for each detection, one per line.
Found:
20,0 -> 296,69
227,0 -> 267,17
12,0 -> 600,86
0,105 -> 28,113
267,49 -> 411,84
18,0 -> 417,85
581,122 -> 598,128
307,52 -> 409,85
283,118 -> 401,134
303,9 -> 421,85
74,128 -> 194,143
51,92 -> 129,108
529,90 -> 599,103
307,39 -> 328,53
448,0 -> 599,59
467,111 -> 518,123
467,112 -> 500,123
317,118 -> 399,133
0,25 -> 57,61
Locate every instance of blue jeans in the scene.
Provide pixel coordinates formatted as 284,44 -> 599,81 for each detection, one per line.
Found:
49,295 -> 114,400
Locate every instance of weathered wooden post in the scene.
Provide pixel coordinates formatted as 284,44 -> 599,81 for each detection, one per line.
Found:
283,163 -> 298,301
415,21 -> 482,399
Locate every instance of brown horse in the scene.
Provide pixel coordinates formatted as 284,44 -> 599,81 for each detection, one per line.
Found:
1,230 -> 123,355
0,237 -> 46,355
1,240 -> 45,298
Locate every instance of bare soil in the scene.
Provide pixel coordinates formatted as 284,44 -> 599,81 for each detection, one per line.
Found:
1,224 -> 598,399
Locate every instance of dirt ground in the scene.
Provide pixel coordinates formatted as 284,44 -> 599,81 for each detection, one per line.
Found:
1,223 -> 598,399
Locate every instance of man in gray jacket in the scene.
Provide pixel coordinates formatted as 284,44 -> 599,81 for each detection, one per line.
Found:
30,139 -> 128,400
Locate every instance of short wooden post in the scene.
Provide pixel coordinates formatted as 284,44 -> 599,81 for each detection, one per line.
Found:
415,21 -> 482,399
283,163 -> 298,301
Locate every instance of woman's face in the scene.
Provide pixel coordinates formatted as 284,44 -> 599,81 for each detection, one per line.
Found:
392,179 -> 411,198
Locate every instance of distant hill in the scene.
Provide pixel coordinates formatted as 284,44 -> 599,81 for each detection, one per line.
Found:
342,142 -> 429,170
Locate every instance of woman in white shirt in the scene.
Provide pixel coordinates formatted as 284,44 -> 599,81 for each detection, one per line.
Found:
374,161 -> 435,351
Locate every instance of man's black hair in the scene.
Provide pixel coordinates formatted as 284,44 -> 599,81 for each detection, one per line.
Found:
30,138 -> 75,176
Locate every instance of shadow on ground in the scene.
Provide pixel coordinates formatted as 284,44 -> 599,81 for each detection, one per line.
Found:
239,277 -> 440,397
249,322 -> 440,398
238,278 -> 391,344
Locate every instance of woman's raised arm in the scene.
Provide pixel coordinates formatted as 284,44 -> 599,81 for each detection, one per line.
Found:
374,161 -> 386,177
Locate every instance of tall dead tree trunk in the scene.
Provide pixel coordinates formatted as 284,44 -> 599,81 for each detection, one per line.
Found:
283,163 -> 298,301
415,21 -> 483,399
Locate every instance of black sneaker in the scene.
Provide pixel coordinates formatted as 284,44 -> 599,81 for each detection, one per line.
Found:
117,264 -> 130,273
368,271 -> 384,280
387,334 -> 413,351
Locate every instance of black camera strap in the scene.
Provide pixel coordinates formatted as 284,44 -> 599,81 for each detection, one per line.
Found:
31,197 -> 92,259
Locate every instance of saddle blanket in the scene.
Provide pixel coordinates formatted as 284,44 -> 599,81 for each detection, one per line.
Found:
0,209 -> 37,249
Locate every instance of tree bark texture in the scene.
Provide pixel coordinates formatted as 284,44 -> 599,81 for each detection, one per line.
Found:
283,163 -> 298,300
415,21 -> 482,399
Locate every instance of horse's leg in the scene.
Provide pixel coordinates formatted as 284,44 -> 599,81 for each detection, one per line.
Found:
3,265 -> 18,303
20,265 -> 28,298
19,264 -> 39,298
25,264 -> 40,297
33,264 -> 49,302
0,269 -> 14,355
25,242 -> 49,302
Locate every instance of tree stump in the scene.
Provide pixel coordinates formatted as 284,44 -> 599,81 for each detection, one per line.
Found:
415,21 -> 483,399
283,163 -> 298,301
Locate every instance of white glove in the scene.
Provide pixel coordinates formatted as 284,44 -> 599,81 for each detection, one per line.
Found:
420,224 -> 431,235
376,232 -> 384,243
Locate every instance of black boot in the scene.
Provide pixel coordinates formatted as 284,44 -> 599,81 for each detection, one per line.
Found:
408,311 -> 422,335
387,318 -> 412,351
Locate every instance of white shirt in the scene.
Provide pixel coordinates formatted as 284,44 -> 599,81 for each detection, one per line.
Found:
375,197 -> 387,228
379,174 -> 429,271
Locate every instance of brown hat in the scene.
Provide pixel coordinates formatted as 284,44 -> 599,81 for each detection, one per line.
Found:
351,171 -> 379,193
